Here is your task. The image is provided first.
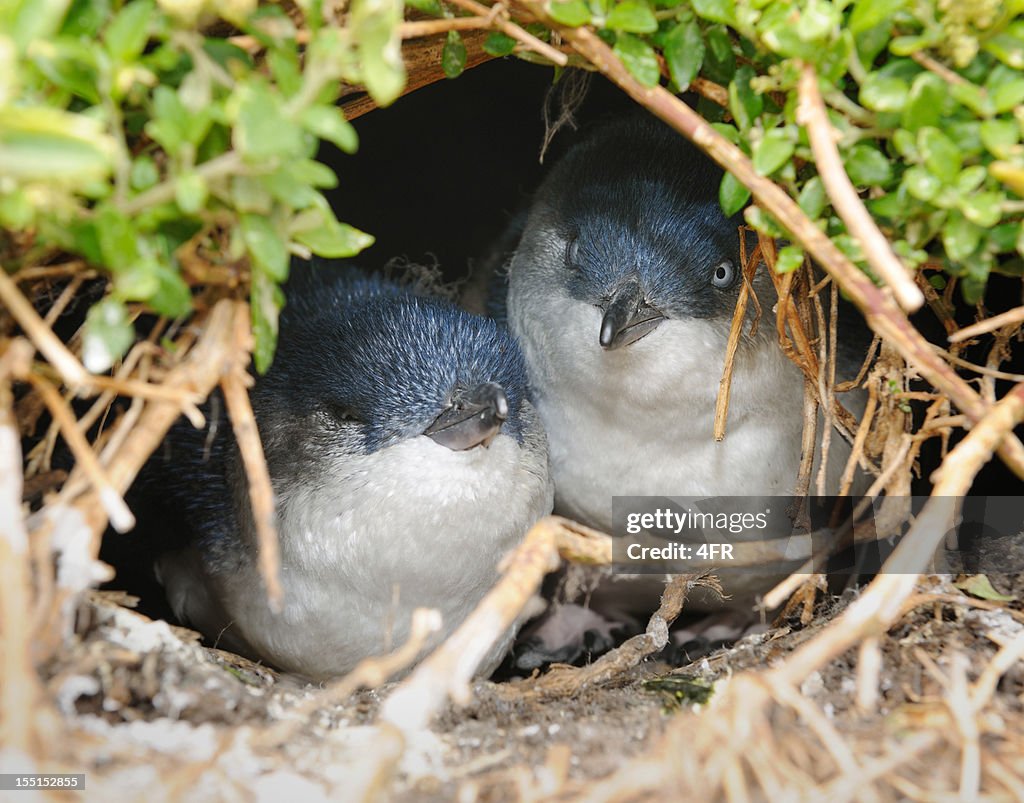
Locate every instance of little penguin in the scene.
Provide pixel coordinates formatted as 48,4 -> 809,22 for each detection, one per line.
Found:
502,112 -> 862,534
148,263 -> 553,680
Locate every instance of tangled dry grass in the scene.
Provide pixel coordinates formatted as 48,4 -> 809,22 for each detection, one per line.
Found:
3,11 -> 1024,801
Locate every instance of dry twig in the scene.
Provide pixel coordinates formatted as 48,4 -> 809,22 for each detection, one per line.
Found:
219,304 -> 283,610
797,64 -> 923,313
949,304 -> 1024,343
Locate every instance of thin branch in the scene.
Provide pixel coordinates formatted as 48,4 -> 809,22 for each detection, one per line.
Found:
219,304 -> 283,610
797,64 -> 924,313
933,344 -> 1024,382
448,0 -> 567,66
714,240 -> 760,440
119,151 -> 244,216
401,16 -> 494,37
0,268 -> 89,388
949,304 -> 1024,343
910,51 -> 970,87
27,373 -> 135,533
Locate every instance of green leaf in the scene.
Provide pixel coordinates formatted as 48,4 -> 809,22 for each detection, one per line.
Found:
174,172 -> 207,215
28,39 -> 101,103
606,0 -> 658,33
955,165 -> 987,194
613,34 -> 660,87
959,193 -> 1003,228
130,156 -> 159,190
267,48 -> 303,97
441,30 -> 467,78
752,129 -> 794,176
0,189 -> 34,229
905,165 -> 942,200
844,143 -> 892,186
775,244 -> 804,273
795,0 -> 838,43
949,82 -> 994,117
105,0 -> 153,62
83,298 -> 135,374
891,129 -> 918,159
148,263 -> 192,319
233,80 -> 305,163
242,214 -> 289,282
942,211 -> 981,261
664,19 -> 704,90
691,0 -> 734,26
980,120 -> 1019,159
728,66 -> 762,131
262,170 -> 321,209
859,74 -> 909,112
0,107 -> 114,183
404,0 -> 443,14
292,159 -> 339,189
113,259 -> 160,301
11,0 -> 75,49
301,105 -> 359,153
483,31 -> 517,57
145,86 -> 187,156
232,174 -> 273,214
702,25 -> 735,84
918,127 -> 961,183
293,214 -> 375,258
745,206 -> 785,238
983,22 -> 1024,70
718,171 -> 750,216
797,176 -> 827,218
250,268 -> 284,374
992,80 -> 1024,114
848,0 -> 906,34
62,0 -> 113,37
95,205 -> 139,271
901,72 -> 944,132
954,574 -> 1016,602
548,0 -> 591,26
352,0 -> 406,107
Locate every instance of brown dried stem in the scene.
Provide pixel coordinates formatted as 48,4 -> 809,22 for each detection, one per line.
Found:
519,572 -> 711,699
447,0 -> 567,65
797,64 -> 924,313
0,266 -> 89,388
219,304 -> 283,610
949,304 -> 1024,343
26,373 -> 136,533
714,240 -> 760,440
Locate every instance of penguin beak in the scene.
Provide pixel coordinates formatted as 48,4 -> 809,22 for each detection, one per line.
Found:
425,382 -> 509,450
598,277 -> 666,350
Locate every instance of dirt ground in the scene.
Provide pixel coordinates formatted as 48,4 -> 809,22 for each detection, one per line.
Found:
25,569 -> 1024,802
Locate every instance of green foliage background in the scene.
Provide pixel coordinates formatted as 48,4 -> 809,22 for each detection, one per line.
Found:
3,0 -> 1024,373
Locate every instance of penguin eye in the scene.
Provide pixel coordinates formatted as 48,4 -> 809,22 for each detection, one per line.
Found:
711,260 -> 737,289
564,235 -> 581,270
